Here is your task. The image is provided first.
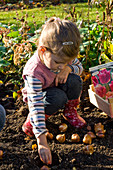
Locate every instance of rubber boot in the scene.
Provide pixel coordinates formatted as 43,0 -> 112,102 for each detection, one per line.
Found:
22,115 -> 34,137
63,99 -> 86,128
22,114 -> 53,137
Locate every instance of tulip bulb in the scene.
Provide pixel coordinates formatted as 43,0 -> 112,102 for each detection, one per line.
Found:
83,145 -> 94,155
87,125 -> 91,131
71,134 -> 80,142
32,144 -> 37,150
59,123 -> 68,132
94,122 -> 104,133
40,165 -> 50,170
56,134 -> 65,143
87,131 -> 96,139
83,134 -> 92,144
96,130 -> 105,138
45,132 -> 54,140
94,122 -> 106,138
0,150 -> 3,159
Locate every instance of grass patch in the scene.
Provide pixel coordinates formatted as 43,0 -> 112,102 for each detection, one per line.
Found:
0,3 -> 105,32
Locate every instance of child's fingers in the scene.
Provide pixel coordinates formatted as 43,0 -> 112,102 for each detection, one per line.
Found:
40,155 -> 48,165
44,154 -> 50,164
64,77 -> 68,83
46,151 -> 52,165
40,153 -> 46,164
55,77 -> 58,86
40,151 -> 52,165
48,152 -> 52,164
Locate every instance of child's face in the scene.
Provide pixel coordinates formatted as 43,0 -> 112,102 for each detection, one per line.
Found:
43,52 -> 72,72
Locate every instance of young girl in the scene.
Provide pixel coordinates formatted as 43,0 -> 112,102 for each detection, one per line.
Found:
22,17 -> 86,165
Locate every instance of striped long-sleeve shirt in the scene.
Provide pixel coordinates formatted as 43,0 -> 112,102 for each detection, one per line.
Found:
25,58 -> 83,138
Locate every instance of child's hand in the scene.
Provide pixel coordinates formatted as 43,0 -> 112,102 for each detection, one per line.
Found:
37,134 -> 52,165
55,66 -> 72,86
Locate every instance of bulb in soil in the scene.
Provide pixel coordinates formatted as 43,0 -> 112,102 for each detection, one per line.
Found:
94,122 -> 104,133
56,134 -> 65,143
87,125 -> 92,131
40,165 -> 50,170
94,122 -> 106,138
96,130 -> 105,138
83,134 -> 92,144
0,150 -> 3,159
45,132 -> 54,140
71,133 -> 80,142
83,145 -> 94,155
59,123 -> 68,132
32,144 -> 37,150
87,131 -> 96,139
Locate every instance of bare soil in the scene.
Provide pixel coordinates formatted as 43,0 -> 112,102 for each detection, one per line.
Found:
0,72 -> 113,170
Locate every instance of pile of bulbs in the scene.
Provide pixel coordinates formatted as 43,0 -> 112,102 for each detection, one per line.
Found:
45,122 -> 106,155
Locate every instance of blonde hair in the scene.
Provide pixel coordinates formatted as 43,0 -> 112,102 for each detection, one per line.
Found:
39,17 -> 81,58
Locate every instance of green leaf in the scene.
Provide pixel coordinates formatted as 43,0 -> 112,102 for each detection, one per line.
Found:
100,53 -> 112,63
13,91 -> 18,100
8,24 -> 16,30
97,25 -> 102,32
104,41 -> 107,50
0,58 -> 10,67
79,28 -> 88,34
89,51 -> 97,58
92,23 -> 97,30
83,41 -> 93,47
104,27 -> 108,32
80,45 -> 85,54
7,31 -> 20,38
0,46 -> 6,52
109,0 -> 112,5
28,34 -> 40,41
1,24 -> 8,28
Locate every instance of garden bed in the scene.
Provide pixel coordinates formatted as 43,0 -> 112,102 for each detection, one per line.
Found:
0,72 -> 113,170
